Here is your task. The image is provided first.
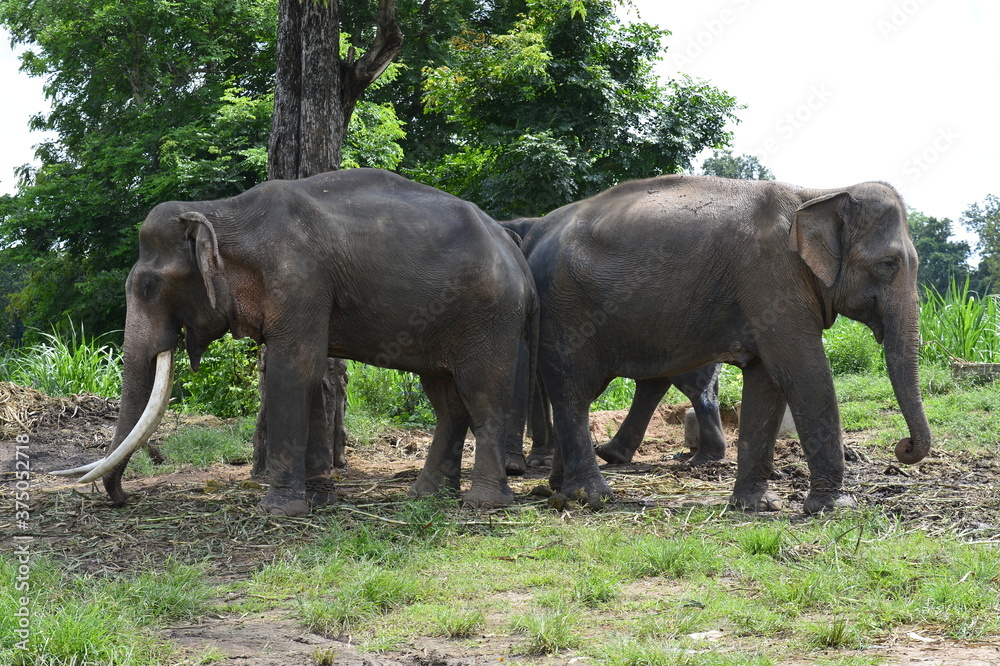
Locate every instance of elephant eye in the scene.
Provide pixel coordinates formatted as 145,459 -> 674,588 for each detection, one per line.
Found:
874,257 -> 899,280
139,274 -> 161,301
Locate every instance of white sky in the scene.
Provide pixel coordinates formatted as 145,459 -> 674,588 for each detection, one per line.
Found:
0,30 -> 51,196
627,0 -> 999,242
2,1 -> 997,242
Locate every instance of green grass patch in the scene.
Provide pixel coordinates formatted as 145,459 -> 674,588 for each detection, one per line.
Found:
0,558 -> 213,665
510,608 -> 582,655
159,421 -> 254,468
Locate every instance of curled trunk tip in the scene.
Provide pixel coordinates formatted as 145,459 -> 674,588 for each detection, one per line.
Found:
895,436 -> 929,464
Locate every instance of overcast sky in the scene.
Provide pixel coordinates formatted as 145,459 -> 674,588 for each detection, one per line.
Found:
2,0 -> 997,240
628,0 -> 998,241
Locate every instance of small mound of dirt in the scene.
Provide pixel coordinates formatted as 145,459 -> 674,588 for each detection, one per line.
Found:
0,382 -> 119,439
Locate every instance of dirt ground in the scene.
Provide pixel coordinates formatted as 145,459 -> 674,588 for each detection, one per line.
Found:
2,383 -> 1000,665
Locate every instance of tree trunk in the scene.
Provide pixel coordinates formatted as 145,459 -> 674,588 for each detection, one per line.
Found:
255,0 -> 402,477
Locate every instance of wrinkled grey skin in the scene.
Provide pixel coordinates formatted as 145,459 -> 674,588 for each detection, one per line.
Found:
502,219 -> 725,472
508,175 -> 931,514
105,168 -> 537,516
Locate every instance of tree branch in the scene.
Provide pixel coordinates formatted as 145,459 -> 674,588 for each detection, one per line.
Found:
340,0 -> 403,126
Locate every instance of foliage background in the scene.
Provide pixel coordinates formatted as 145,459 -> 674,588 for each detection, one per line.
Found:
0,0 -> 744,347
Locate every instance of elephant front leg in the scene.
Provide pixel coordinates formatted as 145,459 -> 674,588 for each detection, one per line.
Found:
730,360 -> 784,512
258,345 -> 327,517
779,360 -> 858,514
306,380 -> 336,509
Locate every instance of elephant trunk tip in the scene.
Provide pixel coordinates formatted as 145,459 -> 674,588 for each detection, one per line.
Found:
894,436 -> 930,464
103,465 -> 130,506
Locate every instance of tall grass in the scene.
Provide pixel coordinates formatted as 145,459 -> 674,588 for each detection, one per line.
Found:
920,276 -> 1000,365
0,321 -> 122,397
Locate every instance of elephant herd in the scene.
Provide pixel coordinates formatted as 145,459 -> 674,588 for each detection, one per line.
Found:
52,168 -> 932,517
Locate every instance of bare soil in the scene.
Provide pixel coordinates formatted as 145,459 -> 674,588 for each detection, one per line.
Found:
2,384 -> 1000,665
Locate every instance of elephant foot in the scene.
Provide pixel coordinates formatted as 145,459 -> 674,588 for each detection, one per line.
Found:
595,442 -> 635,464
408,471 -> 460,499
259,490 -> 311,517
729,489 -> 782,512
305,477 -> 337,509
505,452 -> 527,477
803,491 -> 857,514
559,472 -> 614,502
462,483 -> 514,509
526,449 -> 553,468
687,449 -> 726,466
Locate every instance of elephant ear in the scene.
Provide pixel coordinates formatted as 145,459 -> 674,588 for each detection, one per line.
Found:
178,212 -> 226,309
503,227 -> 523,247
789,191 -> 860,288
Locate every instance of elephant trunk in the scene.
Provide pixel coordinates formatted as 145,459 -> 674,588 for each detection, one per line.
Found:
102,349 -> 173,503
883,294 -> 932,464
49,348 -> 173,503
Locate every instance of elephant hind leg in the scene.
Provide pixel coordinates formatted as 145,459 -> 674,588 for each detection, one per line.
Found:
675,365 -> 727,466
411,375 -> 470,499
526,386 -> 553,468
504,341 -> 532,476
596,376 -> 672,464
541,367 -> 613,500
452,362 -> 518,509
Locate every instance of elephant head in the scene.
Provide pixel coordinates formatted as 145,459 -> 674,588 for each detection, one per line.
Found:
790,182 -> 931,464
52,207 -> 233,503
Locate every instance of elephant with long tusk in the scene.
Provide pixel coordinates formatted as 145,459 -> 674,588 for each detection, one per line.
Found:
51,168 -> 538,516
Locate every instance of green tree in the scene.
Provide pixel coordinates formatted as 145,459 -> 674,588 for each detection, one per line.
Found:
0,0 -> 407,345
700,150 -> 774,180
406,0 -> 741,218
907,210 -> 975,297
268,0 -> 402,179
0,0 -> 279,341
962,194 -> 1000,292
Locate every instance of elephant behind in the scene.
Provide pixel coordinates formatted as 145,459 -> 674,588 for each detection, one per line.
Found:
514,175 -> 930,514
53,168 -> 538,516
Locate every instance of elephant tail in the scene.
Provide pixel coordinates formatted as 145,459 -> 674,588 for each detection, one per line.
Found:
525,286 -> 544,444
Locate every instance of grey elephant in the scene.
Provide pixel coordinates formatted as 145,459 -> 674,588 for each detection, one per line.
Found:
512,175 -> 930,514
502,218 -> 727,474
52,168 -> 538,516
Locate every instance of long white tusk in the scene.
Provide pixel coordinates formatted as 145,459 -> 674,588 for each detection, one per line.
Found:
49,350 -> 173,483
48,459 -> 105,477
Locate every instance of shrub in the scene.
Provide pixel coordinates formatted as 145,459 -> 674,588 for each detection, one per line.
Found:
173,333 -> 260,418
824,317 -> 885,375
920,276 -> 1000,365
346,361 -> 435,428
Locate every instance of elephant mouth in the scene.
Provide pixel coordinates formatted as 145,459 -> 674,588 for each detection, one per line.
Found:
867,320 -> 885,345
